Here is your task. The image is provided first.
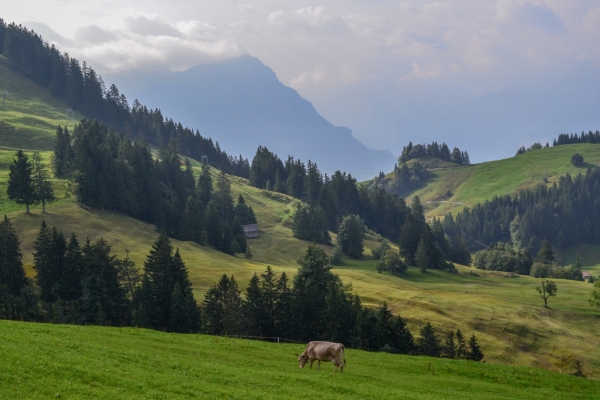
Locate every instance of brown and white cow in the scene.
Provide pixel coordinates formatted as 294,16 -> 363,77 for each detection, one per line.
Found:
295,341 -> 346,373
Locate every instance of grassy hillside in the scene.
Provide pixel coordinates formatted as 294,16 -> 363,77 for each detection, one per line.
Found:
374,145 -> 600,219
1,148 -> 600,380
1,72 -> 600,383
1,320 -> 597,399
0,55 -> 81,151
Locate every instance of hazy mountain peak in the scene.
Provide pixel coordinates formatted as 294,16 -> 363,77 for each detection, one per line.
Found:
108,55 -> 394,179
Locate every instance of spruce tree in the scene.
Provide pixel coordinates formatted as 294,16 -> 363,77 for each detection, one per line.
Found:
141,234 -> 198,331
418,321 -> 440,357
222,276 -> 245,334
205,202 -> 223,250
415,239 -> 429,273
260,266 -> 277,337
179,196 -> 204,244
32,221 -> 55,304
244,274 -> 264,335
467,333 -> 484,361
274,271 -> 294,338
215,170 -> 234,224
390,315 -> 415,354
7,149 -> 38,214
337,215 -> 366,259
376,302 -> 394,351
197,163 -> 213,207
293,244 -> 335,340
81,238 -> 127,326
537,238 -> 554,264
441,330 -> 456,359
0,215 -> 28,319
31,151 -> 55,213
455,328 -> 467,359
202,276 -> 226,334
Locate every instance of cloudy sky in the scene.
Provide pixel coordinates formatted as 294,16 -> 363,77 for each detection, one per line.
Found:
5,1 -> 600,161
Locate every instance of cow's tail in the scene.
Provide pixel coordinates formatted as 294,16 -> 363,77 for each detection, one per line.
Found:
342,344 -> 347,366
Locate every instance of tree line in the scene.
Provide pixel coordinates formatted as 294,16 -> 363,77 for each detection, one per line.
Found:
444,169 -> 600,255
200,243 -> 484,360
1,217 -> 484,361
0,19 -> 249,178
515,130 -> 600,156
0,217 -> 199,331
398,141 -> 470,165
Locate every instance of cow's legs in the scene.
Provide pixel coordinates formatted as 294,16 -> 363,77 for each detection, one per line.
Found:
317,360 -> 321,370
309,359 -> 314,369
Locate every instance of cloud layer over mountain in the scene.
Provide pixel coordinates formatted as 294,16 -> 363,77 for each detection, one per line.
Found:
6,1 -> 600,162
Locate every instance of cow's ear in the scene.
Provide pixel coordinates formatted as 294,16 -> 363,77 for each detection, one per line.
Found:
294,353 -> 299,357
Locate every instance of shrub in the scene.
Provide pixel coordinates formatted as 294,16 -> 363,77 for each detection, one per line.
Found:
571,153 -> 584,167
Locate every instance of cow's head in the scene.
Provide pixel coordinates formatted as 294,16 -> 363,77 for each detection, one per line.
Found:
295,354 -> 308,368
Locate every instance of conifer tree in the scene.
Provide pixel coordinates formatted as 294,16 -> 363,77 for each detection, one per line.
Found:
467,333 -> 484,361
197,163 -> 213,207
418,321 -> 440,357
32,221 -> 56,304
537,238 -> 554,264
415,239 -> 429,273
244,274 -> 264,335
376,302 -> 394,350
441,330 -> 456,359
80,238 -> 128,326
274,271 -> 294,338
353,306 -> 380,351
52,125 -> 72,178
455,328 -> 467,359
222,276 -> 245,334
61,233 -> 83,313
260,266 -> 277,337
390,315 -> 415,354
179,196 -> 204,244
293,244 -> 334,340
7,149 -> 38,214
337,215 -> 366,259
141,234 -> 199,331
31,151 -> 55,213
215,170 -> 234,224
205,202 -> 223,250
0,215 -> 28,319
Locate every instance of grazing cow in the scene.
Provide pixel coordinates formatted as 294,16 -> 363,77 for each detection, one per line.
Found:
295,341 -> 346,373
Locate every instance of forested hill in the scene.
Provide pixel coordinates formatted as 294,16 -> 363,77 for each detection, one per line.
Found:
0,19 -> 249,177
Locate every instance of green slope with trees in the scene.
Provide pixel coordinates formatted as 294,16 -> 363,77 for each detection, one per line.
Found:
1,18 -> 600,385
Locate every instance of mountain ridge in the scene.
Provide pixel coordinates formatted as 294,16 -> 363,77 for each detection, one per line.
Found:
108,55 -> 395,180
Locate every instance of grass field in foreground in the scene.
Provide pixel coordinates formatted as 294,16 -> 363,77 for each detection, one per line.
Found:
1,320 -> 598,399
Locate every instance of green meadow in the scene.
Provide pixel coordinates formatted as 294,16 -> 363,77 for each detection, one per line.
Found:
1,57 -> 600,394
393,144 -> 600,218
0,320 -> 597,399
1,147 -> 599,380
0,55 -> 81,151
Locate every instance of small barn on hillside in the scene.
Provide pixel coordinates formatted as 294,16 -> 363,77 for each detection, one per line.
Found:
242,224 -> 259,238
583,271 -> 592,280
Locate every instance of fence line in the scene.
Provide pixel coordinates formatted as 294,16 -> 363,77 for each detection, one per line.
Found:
218,334 -> 305,344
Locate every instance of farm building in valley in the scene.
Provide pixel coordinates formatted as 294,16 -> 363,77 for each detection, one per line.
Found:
242,224 -> 259,238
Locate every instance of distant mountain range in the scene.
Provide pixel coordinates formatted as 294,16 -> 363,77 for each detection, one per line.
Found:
107,55 -> 395,180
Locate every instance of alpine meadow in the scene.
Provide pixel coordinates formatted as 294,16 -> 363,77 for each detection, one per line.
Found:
1,11 -> 600,400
